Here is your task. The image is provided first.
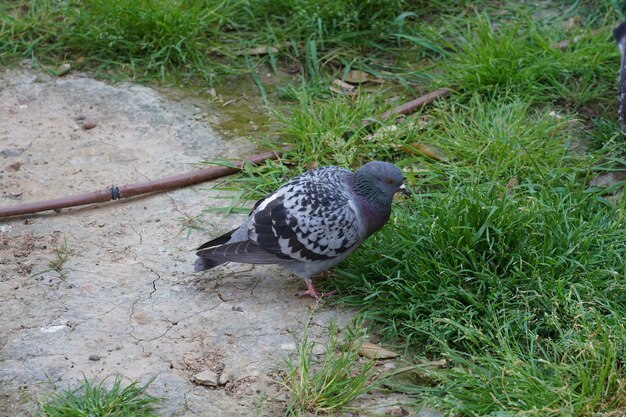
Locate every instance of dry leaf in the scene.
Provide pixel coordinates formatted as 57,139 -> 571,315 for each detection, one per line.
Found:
238,45 -> 279,56
330,79 -> 356,96
564,16 -> 580,32
589,172 -> 626,189
358,342 -> 399,359
332,79 -> 354,91
403,142 -> 448,162
423,358 -> 447,368
506,177 -> 520,191
383,359 -> 447,386
344,69 -> 382,84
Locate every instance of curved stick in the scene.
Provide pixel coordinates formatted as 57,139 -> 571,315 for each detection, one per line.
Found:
0,148 -> 288,218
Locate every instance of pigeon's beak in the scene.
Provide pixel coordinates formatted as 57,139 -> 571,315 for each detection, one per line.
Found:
398,184 -> 411,197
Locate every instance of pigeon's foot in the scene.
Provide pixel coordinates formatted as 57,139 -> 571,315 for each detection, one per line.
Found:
297,279 -> 337,301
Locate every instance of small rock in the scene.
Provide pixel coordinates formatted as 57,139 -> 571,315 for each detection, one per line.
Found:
387,405 -> 404,416
1,148 -> 25,157
218,370 -> 232,385
381,361 -> 397,371
88,354 -> 101,361
274,392 -> 289,402
81,120 -> 97,130
192,370 -> 219,386
231,306 -> 243,312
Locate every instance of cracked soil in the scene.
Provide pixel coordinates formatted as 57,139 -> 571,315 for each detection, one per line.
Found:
0,69 -> 356,416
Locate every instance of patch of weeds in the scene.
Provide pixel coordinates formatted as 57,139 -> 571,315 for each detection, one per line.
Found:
282,318 -> 378,415
332,181 -> 626,413
432,14 -> 618,107
412,94 -> 585,186
31,238 -> 70,279
177,212 -> 212,240
0,0 -> 241,82
37,375 -> 162,417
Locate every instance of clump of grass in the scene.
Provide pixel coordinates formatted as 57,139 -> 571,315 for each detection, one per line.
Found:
411,94 -> 583,186
1,0 -> 239,82
433,15 -> 619,107
331,180 -> 626,413
37,375 -> 162,417
31,238 -> 71,279
282,319 -> 378,415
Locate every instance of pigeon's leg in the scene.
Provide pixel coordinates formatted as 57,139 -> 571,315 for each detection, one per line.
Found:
297,278 -> 337,300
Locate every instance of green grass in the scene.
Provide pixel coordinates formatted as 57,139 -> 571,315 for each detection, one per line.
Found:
0,0 -> 239,82
31,238 -> 71,279
3,0 -> 626,415
431,15 -> 619,106
282,318 -> 378,416
37,375 -> 162,417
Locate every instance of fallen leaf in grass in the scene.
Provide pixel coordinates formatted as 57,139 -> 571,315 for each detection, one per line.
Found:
332,79 -> 354,91
403,143 -> 448,162
564,16 -> 580,31
506,177 -> 520,191
358,342 -> 399,359
238,45 -> 279,56
382,359 -> 447,387
589,172 -> 626,188
330,79 -> 356,96
423,358 -> 447,368
344,69 -> 382,84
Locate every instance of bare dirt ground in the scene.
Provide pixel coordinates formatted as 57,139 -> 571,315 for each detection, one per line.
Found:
0,69 -> 367,416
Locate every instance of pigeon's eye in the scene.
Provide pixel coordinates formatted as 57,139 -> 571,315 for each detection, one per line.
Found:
386,179 -> 394,185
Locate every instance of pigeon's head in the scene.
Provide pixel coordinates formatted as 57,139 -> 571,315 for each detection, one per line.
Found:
354,161 -> 410,204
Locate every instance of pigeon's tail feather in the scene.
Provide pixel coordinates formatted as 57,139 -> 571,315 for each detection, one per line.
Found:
197,240 -> 285,265
196,228 -> 237,250
194,257 -> 226,272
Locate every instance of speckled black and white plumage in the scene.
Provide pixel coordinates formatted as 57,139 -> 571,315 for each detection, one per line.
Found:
194,161 -> 409,300
614,20 -> 626,132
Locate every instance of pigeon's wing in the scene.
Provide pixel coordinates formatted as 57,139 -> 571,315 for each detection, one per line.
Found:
249,172 -> 362,262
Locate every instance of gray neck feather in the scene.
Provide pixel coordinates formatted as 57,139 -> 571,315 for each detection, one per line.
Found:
352,172 -> 392,235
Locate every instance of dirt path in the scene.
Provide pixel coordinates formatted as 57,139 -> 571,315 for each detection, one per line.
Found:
0,69 -> 354,416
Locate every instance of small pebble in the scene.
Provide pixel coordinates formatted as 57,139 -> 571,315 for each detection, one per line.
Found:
88,354 -> 101,361
274,392 -> 289,402
192,370 -> 219,386
218,370 -> 232,385
387,406 -> 404,416
81,120 -> 97,130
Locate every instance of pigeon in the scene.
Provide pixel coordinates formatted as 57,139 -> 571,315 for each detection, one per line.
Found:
194,161 -> 410,300
614,20 -> 626,132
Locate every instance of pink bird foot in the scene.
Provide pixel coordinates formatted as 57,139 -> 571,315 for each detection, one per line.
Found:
297,279 -> 337,301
